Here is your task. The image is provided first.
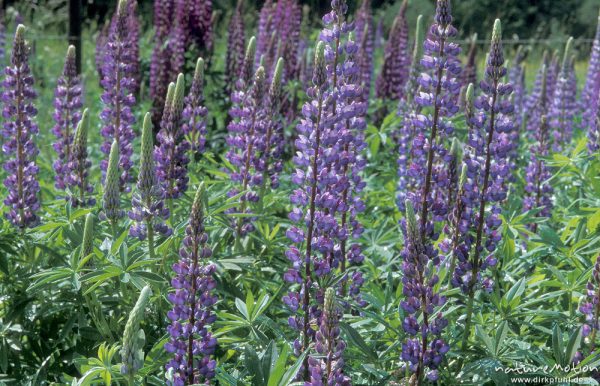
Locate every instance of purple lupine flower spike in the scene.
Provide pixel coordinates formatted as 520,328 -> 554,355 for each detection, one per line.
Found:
405,0 -> 462,237
306,288 -> 351,385
354,0 -> 373,102
52,45 -> 83,191
523,115 -> 553,230
584,10 -> 600,152
525,54 -> 549,140
375,0 -> 409,101
458,19 -> 513,347
183,58 -> 208,156
258,57 -> 284,190
509,46 -> 527,129
129,113 -> 171,245
548,37 -> 576,152
150,0 -> 174,127
66,109 -> 95,207
581,256 -> 600,350
227,65 -> 266,237
462,33 -> 478,87
2,24 -> 40,229
226,0 -> 246,94
156,74 -> 191,200
189,0 -> 213,55
100,0 -> 137,192
169,0 -> 188,77
400,200 -> 449,383
126,0 -> 141,95
165,183 -> 217,385
396,14 -> 424,210
102,140 -> 124,224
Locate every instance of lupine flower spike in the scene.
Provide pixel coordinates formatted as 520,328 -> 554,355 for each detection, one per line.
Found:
165,184 -> 217,385
307,288 -> 350,385
66,108 -> 95,207
584,9 -> 600,151
459,19 -> 513,349
102,140 -> 124,229
375,0 -> 409,101
183,58 -> 208,157
2,24 -> 41,229
52,45 -> 83,191
405,0 -> 462,237
156,74 -> 191,200
400,200 -> 449,383
226,0 -> 246,94
120,285 -> 151,381
100,0 -> 137,191
525,59 -> 549,139
129,113 -> 171,256
581,256 -> 600,352
549,37 -> 576,152
354,0 -> 373,102
523,115 -> 553,231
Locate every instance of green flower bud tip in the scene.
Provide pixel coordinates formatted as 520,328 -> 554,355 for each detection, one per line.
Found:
324,287 -> 335,314
165,82 -> 175,108
459,164 -> 468,187
67,45 -> 76,60
466,83 -> 474,105
74,108 -> 89,147
492,19 -> 502,42
404,199 -> 417,234
270,57 -> 284,97
120,285 -> 152,375
194,58 -> 205,83
172,73 -> 185,115
413,15 -> 424,60
117,0 -> 128,16
562,37 -> 573,73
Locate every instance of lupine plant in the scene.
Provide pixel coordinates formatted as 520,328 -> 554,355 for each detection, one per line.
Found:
165,184 -> 217,385
52,45 -> 82,191
226,0 -> 246,94
2,24 -> 40,229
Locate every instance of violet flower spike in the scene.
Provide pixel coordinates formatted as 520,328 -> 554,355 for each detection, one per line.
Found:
548,37 -> 576,152
306,288 -> 351,385
461,33 -> 478,87
52,45 -> 83,191
375,0 -> 410,101
165,183 -> 217,386
225,0 -> 246,94
183,58 -> 208,156
584,10 -> 600,152
129,113 -> 172,253
99,0 -> 137,192
155,74 -> 191,200
400,200 -> 449,383
354,0 -> 374,102
1,24 -> 41,229
66,108 -> 95,207
459,19 -> 513,349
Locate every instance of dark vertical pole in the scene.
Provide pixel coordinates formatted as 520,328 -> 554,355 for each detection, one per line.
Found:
68,0 -> 82,74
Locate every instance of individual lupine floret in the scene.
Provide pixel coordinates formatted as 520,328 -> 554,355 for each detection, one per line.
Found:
226,66 -> 266,237
354,0 -> 373,102
225,0 -> 245,94
102,141 -> 124,225
396,14 -> 424,210
99,0 -> 137,192
523,115 -> 553,230
461,33 -> 477,87
548,37 -> 577,152
165,184 -> 217,385
581,256 -> 600,350
1,25 -> 40,229
129,113 -> 171,252
375,0 -> 409,101
583,10 -> 600,151
156,74 -> 191,200
458,19 -> 513,348
306,288 -> 351,385
65,108 -> 95,207
120,285 -> 151,380
52,45 -> 83,191
404,0 -> 462,237
182,58 -> 208,156
400,200 -> 449,383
